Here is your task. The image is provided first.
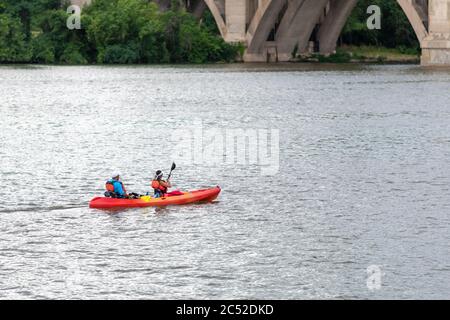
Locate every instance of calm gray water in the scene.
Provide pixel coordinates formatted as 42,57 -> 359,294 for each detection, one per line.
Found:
1,63 -> 450,299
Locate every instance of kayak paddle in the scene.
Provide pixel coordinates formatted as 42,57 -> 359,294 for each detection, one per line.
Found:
167,162 -> 176,181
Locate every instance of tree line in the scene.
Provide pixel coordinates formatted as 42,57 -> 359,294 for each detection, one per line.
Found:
0,0 -> 238,64
0,0 -> 419,64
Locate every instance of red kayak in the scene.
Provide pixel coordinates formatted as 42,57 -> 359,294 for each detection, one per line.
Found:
89,186 -> 221,209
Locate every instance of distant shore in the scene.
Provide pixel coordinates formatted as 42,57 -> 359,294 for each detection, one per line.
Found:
0,45 -> 421,66
294,45 -> 420,64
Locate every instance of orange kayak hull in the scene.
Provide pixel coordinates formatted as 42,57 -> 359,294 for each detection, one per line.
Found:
89,186 -> 221,209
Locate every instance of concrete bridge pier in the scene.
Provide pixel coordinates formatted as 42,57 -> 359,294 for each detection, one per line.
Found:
421,0 -> 450,66
224,0 -> 247,42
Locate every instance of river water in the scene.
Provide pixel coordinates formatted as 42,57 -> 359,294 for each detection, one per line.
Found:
0,63 -> 450,299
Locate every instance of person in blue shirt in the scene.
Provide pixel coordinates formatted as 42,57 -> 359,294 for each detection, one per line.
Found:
105,173 -> 128,198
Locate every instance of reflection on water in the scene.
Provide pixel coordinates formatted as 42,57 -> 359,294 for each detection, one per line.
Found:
1,64 -> 450,299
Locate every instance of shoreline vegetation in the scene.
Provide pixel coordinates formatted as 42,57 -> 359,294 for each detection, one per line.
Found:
1,0 -> 420,65
0,0 -> 240,64
295,45 -> 420,64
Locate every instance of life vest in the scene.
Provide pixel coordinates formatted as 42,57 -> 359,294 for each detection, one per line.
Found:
106,181 -> 115,192
106,180 -> 126,193
151,180 -> 167,193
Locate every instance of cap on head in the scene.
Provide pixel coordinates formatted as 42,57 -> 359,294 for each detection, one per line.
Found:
155,170 -> 163,179
112,172 -> 121,179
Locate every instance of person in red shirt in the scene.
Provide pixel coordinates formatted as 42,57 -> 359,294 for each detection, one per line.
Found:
151,170 -> 172,198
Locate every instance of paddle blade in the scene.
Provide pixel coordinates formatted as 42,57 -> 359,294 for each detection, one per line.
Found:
171,162 -> 176,171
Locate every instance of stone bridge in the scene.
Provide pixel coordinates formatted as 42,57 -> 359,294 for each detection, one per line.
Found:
71,0 -> 450,66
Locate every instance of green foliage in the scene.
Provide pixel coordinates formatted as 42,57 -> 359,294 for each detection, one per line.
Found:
31,9 -> 88,64
334,45 -> 419,63
0,13 -> 31,62
60,42 -> 88,64
342,0 -> 419,49
0,0 -> 237,64
85,0 -> 237,64
201,9 -> 220,35
1,0 -> 33,41
316,51 -> 352,63
160,9 -> 237,63
397,45 -> 419,55
85,0 -> 157,62
102,43 -> 140,63
30,33 -> 56,63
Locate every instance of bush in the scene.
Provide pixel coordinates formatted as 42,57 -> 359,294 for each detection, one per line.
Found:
0,13 -> 31,62
102,43 -> 140,64
317,51 -> 352,63
397,45 -> 419,55
31,9 -> 89,64
1,0 -> 238,64
342,0 -> 419,49
30,34 -> 55,63
60,42 -> 88,64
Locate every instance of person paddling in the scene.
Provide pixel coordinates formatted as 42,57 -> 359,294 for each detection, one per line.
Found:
151,170 -> 172,198
105,173 -> 129,199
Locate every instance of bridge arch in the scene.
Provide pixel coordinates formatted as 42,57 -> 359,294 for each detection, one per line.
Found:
395,0 -> 428,42
275,0 -> 330,59
200,0 -> 227,38
245,0 -> 287,57
189,0 -> 431,61
317,0 -> 429,54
